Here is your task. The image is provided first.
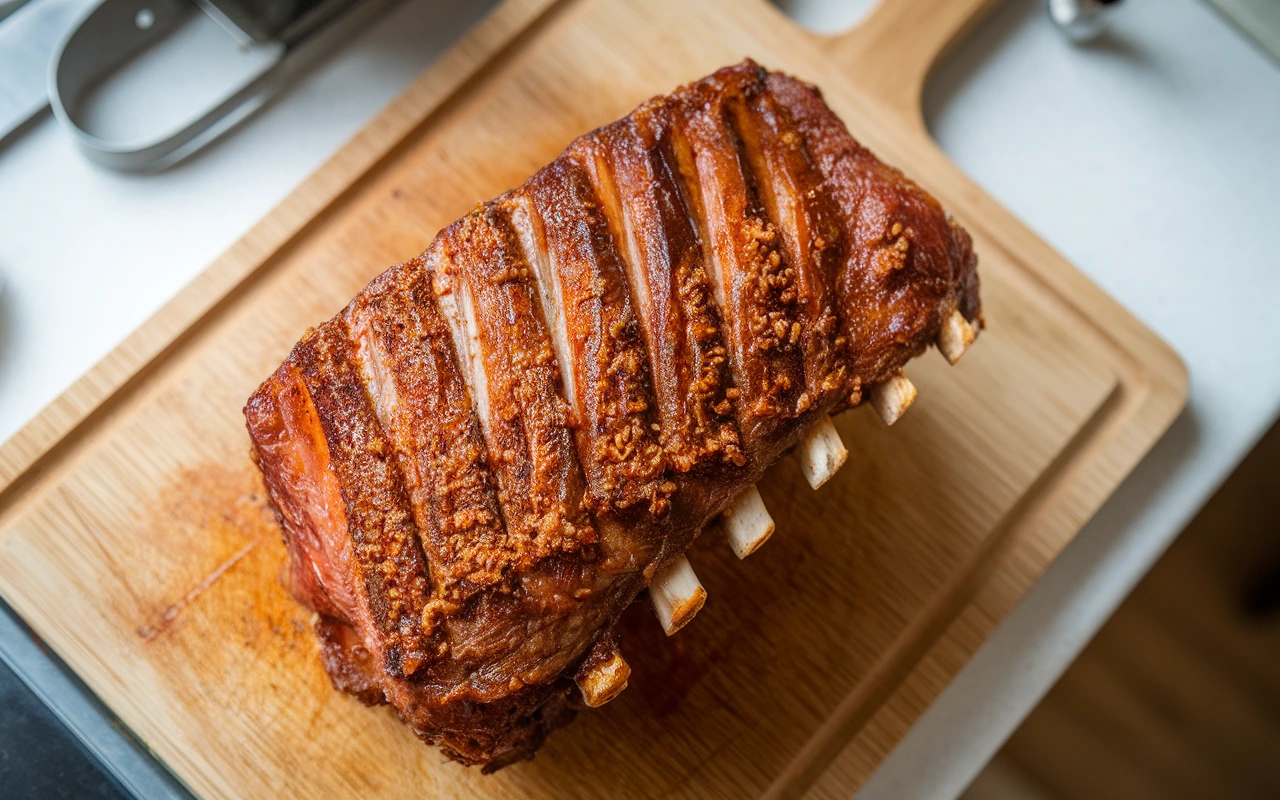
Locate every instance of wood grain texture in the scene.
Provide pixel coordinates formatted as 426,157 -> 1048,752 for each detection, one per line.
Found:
0,0 -> 1186,798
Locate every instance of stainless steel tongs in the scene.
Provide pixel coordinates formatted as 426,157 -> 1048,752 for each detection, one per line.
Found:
48,0 -> 399,170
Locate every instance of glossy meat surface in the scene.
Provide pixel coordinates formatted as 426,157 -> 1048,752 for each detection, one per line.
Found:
244,60 -> 980,770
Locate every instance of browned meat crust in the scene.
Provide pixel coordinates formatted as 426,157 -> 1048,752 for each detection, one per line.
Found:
764,72 -> 979,389
244,60 -> 980,770
344,258 -> 510,627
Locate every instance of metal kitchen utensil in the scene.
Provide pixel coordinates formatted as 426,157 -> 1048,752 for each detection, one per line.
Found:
0,0 -> 96,144
49,0 -> 401,171
1048,0 -> 1122,42
1,0 -> 32,23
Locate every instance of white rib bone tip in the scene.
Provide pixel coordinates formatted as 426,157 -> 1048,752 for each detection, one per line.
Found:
576,651 -> 631,708
938,309 -> 976,365
650,555 -> 707,635
870,374 -> 917,426
722,485 -> 775,559
798,415 -> 848,489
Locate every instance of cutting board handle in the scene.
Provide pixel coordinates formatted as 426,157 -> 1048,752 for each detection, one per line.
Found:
816,0 -> 1001,128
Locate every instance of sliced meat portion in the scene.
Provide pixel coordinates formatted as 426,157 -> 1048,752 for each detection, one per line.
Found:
421,204 -> 648,729
727,74 -> 851,409
431,205 -> 597,563
245,364 -> 356,623
668,67 -> 807,453
523,159 -> 671,518
574,109 -> 745,475
345,257 -> 511,633
291,322 -> 433,677
764,71 -> 980,387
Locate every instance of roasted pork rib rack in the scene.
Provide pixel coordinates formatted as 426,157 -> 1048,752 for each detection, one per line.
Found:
244,60 -> 981,771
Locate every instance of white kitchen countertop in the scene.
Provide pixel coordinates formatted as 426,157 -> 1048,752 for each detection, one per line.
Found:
0,0 -> 1277,798
863,1 -> 1280,797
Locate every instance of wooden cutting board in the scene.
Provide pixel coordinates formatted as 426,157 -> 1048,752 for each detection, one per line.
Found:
0,0 -> 1186,797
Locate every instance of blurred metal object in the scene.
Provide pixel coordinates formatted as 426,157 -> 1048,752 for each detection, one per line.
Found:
1048,0 -> 1122,43
0,0 -> 96,145
197,0 -> 357,46
0,0 -> 33,23
48,0 -> 401,171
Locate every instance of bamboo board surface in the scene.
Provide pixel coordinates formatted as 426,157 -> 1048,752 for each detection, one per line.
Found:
0,0 -> 1187,797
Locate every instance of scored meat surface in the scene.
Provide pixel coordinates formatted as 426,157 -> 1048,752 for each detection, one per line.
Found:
244,60 -> 980,770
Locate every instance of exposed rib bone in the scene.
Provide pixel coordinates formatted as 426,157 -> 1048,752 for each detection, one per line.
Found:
722,485 -> 776,558
649,555 -> 706,635
798,415 -> 848,489
938,309 -> 976,365
870,374 -> 917,426
575,651 -> 631,708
